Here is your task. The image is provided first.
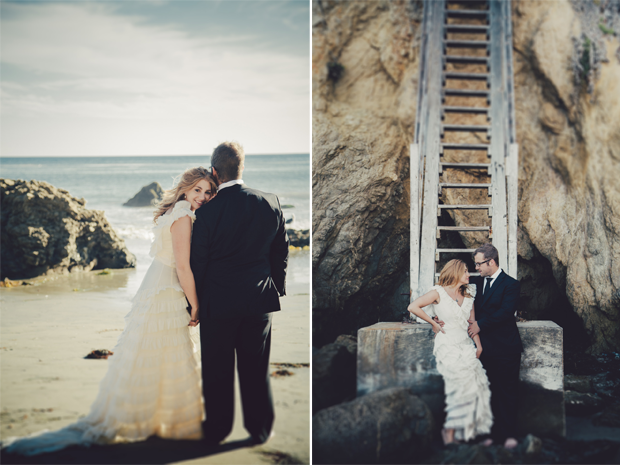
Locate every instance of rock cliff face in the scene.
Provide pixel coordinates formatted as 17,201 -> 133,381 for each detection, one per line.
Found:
511,0 -> 620,354
313,0 -> 421,345
1,179 -> 136,279
312,0 -> 620,352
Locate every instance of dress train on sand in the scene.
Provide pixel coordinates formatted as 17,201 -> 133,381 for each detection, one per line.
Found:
3,201 -> 204,455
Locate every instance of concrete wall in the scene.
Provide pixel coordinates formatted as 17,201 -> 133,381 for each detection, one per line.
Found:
357,321 -> 565,437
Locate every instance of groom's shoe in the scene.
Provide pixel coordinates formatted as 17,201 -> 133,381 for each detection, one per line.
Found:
201,433 -> 224,447
251,431 -> 275,446
202,438 -> 222,447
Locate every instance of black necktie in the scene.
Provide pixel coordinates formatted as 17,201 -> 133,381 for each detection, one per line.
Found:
483,277 -> 490,295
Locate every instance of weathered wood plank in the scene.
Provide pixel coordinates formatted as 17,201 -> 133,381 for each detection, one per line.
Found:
489,0 -> 508,268
507,143 -> 519,279
418,0 -> 445,307
410,143 -> 421,303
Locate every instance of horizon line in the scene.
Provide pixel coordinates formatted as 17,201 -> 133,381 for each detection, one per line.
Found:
0,153 -> 309,159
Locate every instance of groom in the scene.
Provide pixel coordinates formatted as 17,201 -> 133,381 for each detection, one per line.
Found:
190,141 -> 289,445
467,243 -> 522,448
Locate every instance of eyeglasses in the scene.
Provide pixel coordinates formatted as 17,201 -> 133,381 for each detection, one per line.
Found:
474,259 -> 491,268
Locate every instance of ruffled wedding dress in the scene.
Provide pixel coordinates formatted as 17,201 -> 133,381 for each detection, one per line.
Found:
430,284 -> 493,442
4,201 -> 204,455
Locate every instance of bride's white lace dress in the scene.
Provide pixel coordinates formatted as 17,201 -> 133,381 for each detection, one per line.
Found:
430,284 -> 493,442
4,200 -> 203,455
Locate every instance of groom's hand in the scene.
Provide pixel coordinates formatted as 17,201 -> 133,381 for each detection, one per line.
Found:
467,319 -> 480,337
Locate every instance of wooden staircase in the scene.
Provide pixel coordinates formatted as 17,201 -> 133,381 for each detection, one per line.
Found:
410,0 -> 518,314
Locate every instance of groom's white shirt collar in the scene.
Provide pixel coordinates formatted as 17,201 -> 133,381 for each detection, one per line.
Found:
486,268 -> 502,288
218,179 -> 244,191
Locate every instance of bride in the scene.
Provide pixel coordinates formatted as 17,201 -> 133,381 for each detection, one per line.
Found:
407,259 -> 493,445
4,167 -> 217,455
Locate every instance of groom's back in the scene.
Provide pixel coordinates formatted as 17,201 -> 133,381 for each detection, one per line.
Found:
190,184 -> 288,319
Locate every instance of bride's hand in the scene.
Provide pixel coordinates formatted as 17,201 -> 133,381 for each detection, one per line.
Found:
476,346 -> 482,359
188,308 -> 199,327
432,322 -> 445,335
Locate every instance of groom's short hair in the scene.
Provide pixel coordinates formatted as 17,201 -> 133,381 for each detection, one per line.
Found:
211,142 -> 245,182
474,243 -> 499,266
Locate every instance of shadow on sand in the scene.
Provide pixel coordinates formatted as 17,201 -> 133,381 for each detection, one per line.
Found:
1,436 -> 256,464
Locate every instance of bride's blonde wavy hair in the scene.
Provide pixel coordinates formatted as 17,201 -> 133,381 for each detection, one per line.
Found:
437,259 -> 472,298
153,167 -> 217,222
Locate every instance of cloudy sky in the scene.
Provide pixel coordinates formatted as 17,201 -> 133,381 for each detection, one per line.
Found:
0,0 -> 309,157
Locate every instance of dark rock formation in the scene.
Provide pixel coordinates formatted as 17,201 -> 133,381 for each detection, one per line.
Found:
565,374 -> 593,393
312,387 -> 433,464
425,437 -> 620,465
592,403 -> 620,428
85,349 -> 114,360
287,229 -> 309,247
312,341 -> 356,414
565,390 -> 605,416
1,179 -> 136,280
334,334 -> 357,357
123,182 -> 164,207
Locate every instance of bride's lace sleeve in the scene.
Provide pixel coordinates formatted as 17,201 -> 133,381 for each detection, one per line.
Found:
457,284 -> 477,321
150,201 -> 196,258
169,200 -> 196,223
467,283 -> 477,299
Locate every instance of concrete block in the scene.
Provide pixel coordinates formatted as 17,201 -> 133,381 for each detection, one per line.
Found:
357,321 -> 565,437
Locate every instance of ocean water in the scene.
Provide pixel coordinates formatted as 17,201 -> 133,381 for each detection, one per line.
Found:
0,154 -> 310,293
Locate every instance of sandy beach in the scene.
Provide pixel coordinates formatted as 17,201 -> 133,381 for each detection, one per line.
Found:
0,255 -> 310,464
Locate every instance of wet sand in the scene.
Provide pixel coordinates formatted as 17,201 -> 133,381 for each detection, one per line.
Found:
0,266 -> 310,464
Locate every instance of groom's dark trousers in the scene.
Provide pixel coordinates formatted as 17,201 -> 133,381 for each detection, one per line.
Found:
190,183 -> 289,443
471,271 -> 522,442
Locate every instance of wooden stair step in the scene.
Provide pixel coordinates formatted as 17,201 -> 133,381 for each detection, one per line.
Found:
439,182 -> 491,188
441,143 -> 490,152
445,9 -> 489,19
438,204 -> 492,209
446,0 -> 488,4
442,106 -> 489,115
440,162 -> 490,170
439,183 -> 492,195
443,71 -> 490,81
444,39 -> 489,49
438,226 -> 489,233
443,88 -> 490,97
435,248 -> 478,261
446,0 -> 489,4
438,204 -> 493,216
441,124 -> 490,132
445,25 -> 489,34
437,228 -> 489,240
444,55 -> 489,65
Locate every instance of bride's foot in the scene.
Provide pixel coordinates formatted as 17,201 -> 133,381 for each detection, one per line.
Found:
504,437 -> 518,449
441,429 -> 457,445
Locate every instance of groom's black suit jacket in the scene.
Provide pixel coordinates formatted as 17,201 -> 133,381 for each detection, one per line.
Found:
190,183 -> 289,319
470,271 -> 523,356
